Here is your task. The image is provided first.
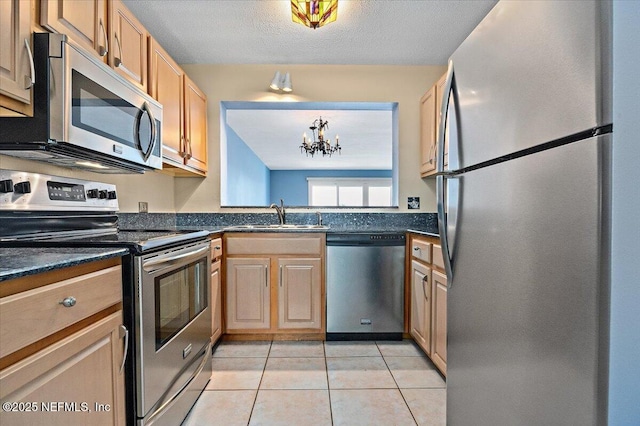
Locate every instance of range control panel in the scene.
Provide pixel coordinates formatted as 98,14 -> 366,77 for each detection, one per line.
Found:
0,170 -> 118,211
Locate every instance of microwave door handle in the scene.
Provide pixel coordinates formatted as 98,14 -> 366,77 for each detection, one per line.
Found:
142,245 -> 209,272
138,101 -> 157,162
23,38 -> 35,89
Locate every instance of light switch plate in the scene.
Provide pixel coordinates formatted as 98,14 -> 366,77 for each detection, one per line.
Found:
138,202 -> 148,213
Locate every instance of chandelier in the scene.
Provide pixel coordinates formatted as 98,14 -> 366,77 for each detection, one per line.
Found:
300,117 -> 341,157
291,0 -> 338,30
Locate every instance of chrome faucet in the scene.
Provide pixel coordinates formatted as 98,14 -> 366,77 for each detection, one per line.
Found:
316,211 -> 323,226
270,199 -> 286,225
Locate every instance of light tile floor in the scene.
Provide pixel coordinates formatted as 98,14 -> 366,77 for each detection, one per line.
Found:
183,339 -> 446,426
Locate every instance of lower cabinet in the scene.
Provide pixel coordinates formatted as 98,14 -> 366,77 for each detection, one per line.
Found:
0,259 -> 126,425
211,259 -> 222,344
223,233 -> 325,337
410,260 -> 432,356
408,234 -> 448,376
430,269 -> 448,373
277,258 -> 322,330
0,312 -> 126,426
225,257 -> 271,330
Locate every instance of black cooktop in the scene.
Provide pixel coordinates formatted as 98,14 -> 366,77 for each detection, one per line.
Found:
0,229 -> 210,254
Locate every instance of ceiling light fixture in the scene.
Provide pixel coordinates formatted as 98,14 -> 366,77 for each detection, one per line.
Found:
300,117 -> 341,157
269,71 -> 293,92
291,0 -> 338,30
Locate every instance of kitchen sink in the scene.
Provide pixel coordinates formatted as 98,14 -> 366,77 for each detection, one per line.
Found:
225,224 -> 329,230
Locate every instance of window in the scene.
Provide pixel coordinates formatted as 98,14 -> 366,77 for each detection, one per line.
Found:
308,178 -> 392,207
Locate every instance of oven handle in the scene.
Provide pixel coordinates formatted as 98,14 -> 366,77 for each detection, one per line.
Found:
142,244 -> 210,272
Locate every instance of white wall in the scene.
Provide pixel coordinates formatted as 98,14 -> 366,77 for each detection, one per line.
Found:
609,2 -> 640,424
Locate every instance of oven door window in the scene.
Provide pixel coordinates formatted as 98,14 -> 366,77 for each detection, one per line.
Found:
154,258 -> 208,349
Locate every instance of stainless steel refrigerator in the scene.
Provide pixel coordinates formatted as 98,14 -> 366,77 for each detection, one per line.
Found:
436,1 -> 612,425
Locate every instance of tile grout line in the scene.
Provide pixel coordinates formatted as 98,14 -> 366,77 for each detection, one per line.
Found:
323,341 -> 335,426
376,341 -> 420,426
246,340 -> 272,426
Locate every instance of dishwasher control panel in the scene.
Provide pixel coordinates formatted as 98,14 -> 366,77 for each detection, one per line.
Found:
326,233 -> 406,246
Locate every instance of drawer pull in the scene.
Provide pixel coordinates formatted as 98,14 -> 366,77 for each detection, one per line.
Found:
413,247 -> 421,251
59,297 -> 77,308
214,246 -> 221,250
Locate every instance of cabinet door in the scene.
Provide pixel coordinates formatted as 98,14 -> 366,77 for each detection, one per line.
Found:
431,269 -> 447,375
435,73 -> 449,169
277,258 -> 322,330
41,0 -> 108,63
0,0 -> 32,105
419,86 -> 437,176
211,260 -> 222,344
109,0 -> 147,91
0,312 -> 126,425
410,260 -> 431,355
225,258 -> 270,330
148,37 -> 185,165
184,76 -> 208,174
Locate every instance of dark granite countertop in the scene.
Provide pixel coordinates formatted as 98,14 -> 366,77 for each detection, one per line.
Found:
0,247 -> 128,282
176,225 -> 438,236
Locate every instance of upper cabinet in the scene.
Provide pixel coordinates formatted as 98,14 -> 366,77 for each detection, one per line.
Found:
0,0 -> 33,115
420,72 -> 448,177
40,0 -> 109,63
149,38 -> 208,176
183,76 -> 208,174
109,0 -> 148,91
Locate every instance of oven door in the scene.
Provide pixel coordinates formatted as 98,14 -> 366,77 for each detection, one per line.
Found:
135,241 -> 211,419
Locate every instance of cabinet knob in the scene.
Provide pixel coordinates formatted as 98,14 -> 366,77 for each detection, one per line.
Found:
59,297 -> 77,308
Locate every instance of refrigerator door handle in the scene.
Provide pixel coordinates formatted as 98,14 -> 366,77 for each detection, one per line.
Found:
437,59 -> 457,285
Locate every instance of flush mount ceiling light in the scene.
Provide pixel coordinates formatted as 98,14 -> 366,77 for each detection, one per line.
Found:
269,71 -> 293,92
300,116 -> 341,157
291,0 -> 338,30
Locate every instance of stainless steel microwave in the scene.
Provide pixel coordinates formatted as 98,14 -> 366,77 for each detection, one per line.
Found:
0,33 -> 162,174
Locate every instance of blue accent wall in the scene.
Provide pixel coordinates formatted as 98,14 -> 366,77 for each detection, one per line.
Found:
225,126 -> 270,205
609,2 -> 640,424
270,169 -> 392,206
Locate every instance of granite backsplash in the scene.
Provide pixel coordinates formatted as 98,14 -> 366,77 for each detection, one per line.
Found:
118,212 -> 438,234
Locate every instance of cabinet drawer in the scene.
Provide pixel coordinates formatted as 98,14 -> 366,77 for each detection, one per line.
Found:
432,244 -> 445,270
226,236 -> 322,256
0,265 -> 122,358
211,238 -> 223,260
411,239 -> 432,263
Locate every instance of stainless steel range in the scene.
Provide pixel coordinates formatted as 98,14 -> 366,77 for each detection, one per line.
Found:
0,170 -> 212,426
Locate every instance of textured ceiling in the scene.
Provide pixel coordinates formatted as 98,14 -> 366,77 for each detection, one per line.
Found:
226,108 -> 393,170
122,0 -> 497,65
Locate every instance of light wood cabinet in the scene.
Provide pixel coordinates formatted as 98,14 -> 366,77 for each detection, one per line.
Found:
183,75 -> 208,174
0,312 -> 126,426
149,38 -> 208,176
419,86 -> 437,176
0,0 -> 33,114
431,269 -> 447,373
223,233 -> 325,338
40,0 -> 108,63
210,236 -> 223,344
225,257 -> 271,330
109,0 -> 148,91
408,234 -> 447,375
410,260 -> 431,355
0,258 -> 126,425
420,72 -> 448,177
277,258 -> 322,330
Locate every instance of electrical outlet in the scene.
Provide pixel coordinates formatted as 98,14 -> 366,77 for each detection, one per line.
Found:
138,202 -> 148,213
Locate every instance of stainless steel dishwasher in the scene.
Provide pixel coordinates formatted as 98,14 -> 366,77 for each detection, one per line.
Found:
326,233 -> 405,340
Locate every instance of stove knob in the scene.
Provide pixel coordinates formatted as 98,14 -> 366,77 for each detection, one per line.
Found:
0,179 -> 13,193
107,190 -> 117,200
98,190 -> 108,199
14,181 -> 31,194
87,189 -> 99,198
